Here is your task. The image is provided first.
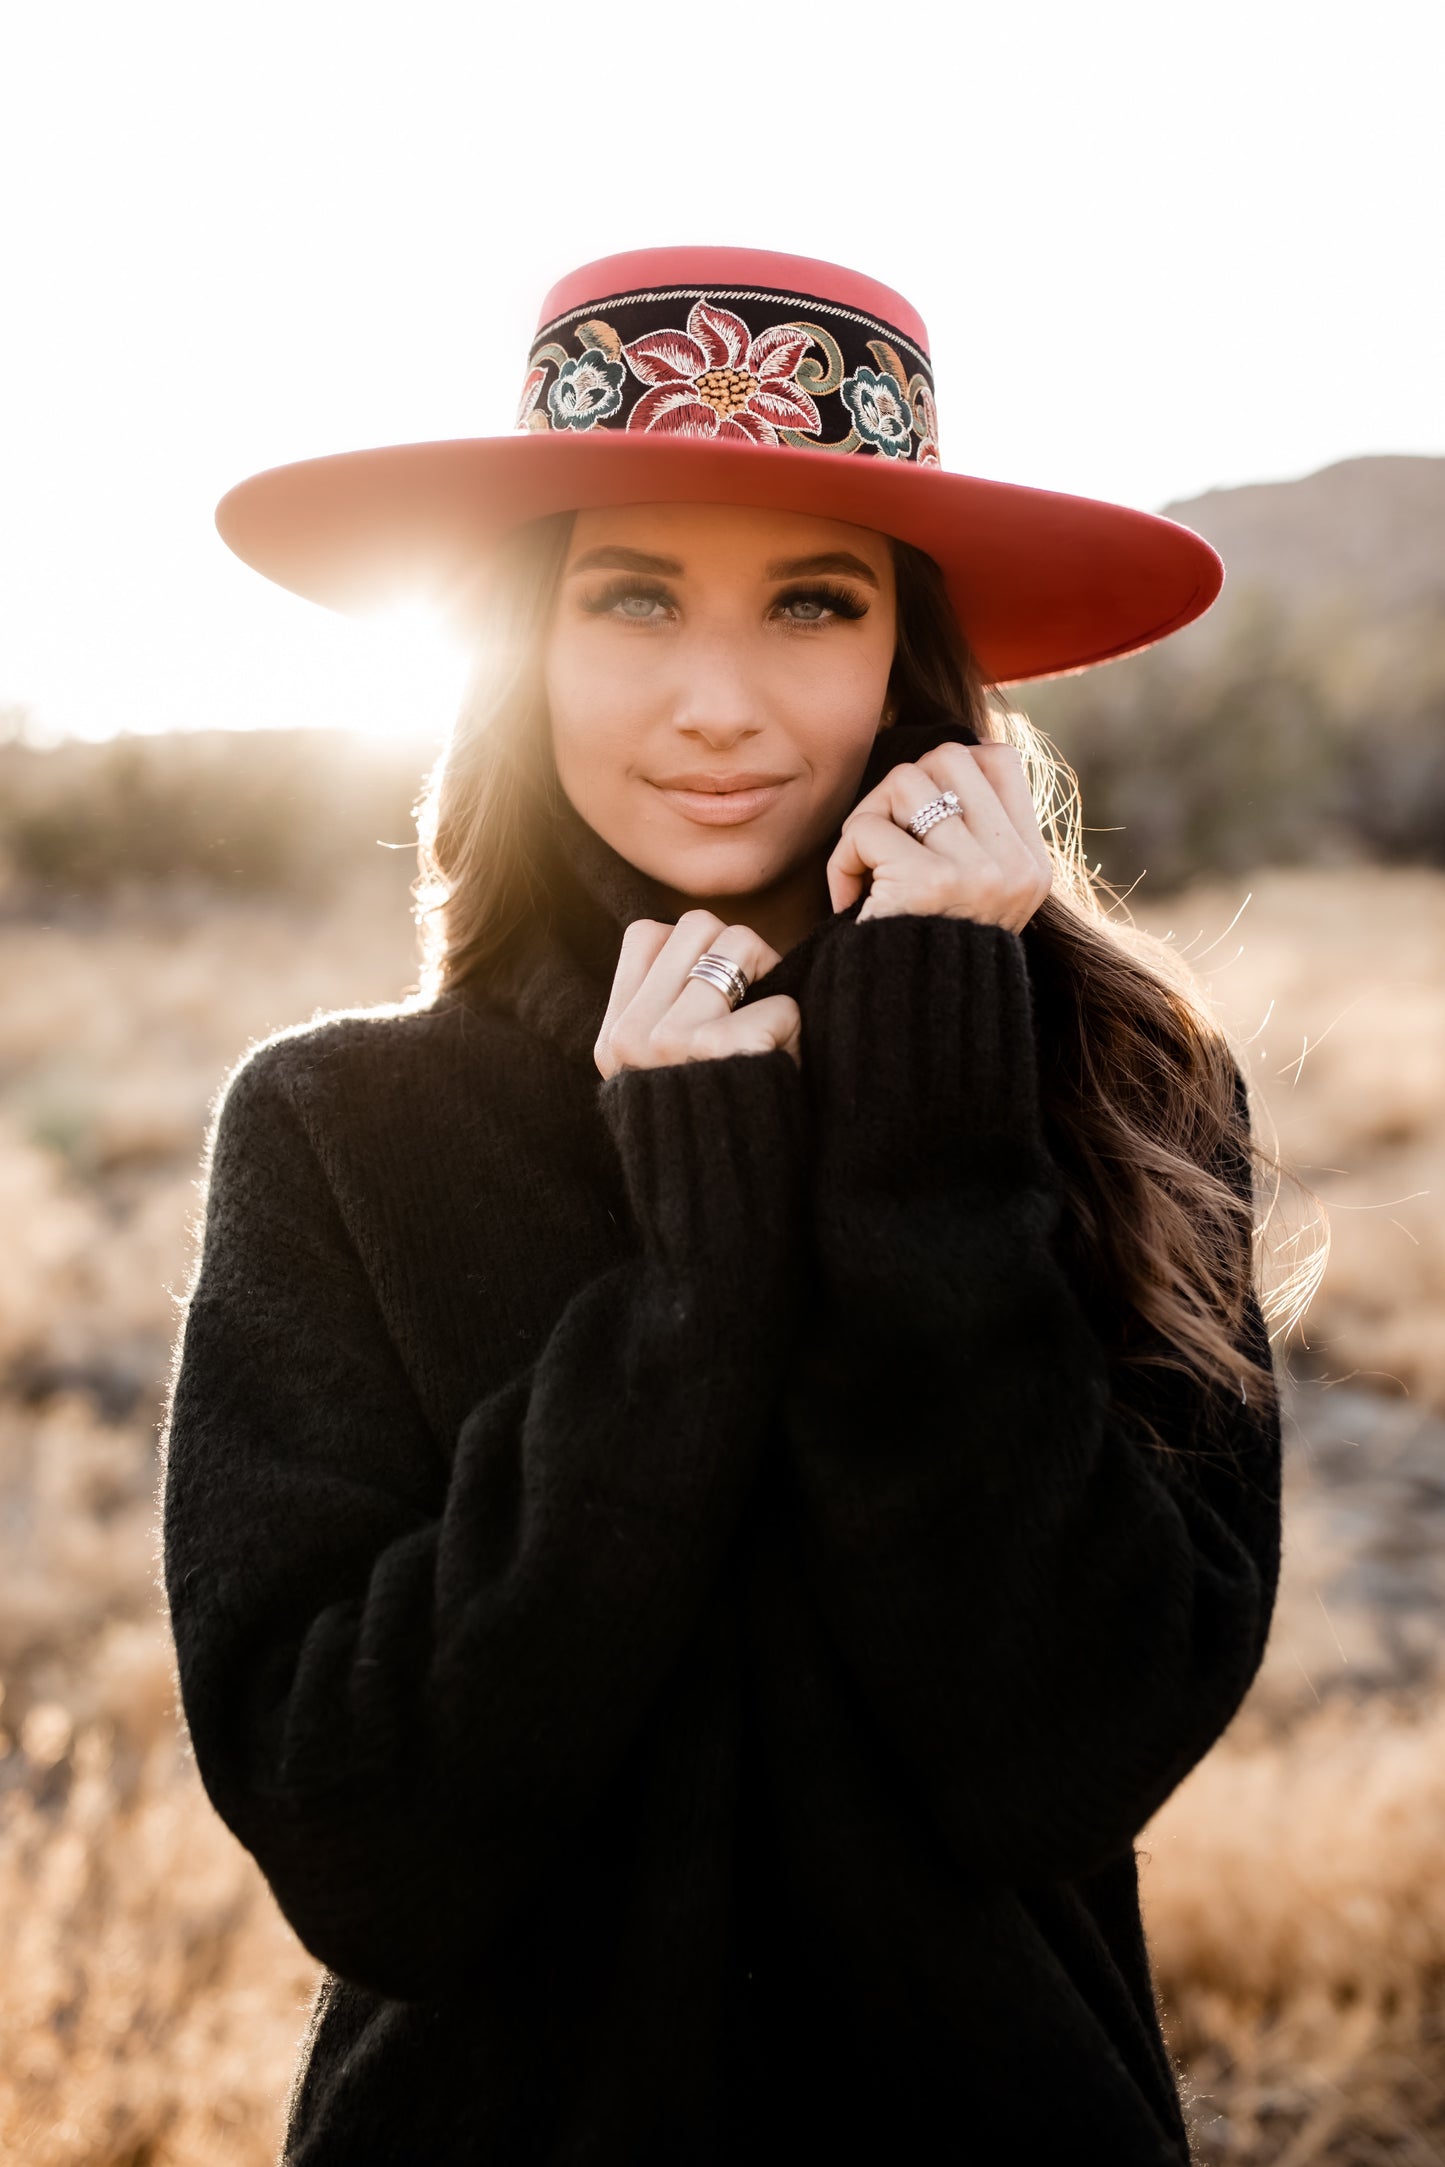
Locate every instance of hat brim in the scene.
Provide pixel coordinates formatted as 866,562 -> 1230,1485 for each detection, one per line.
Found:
214,430 -> 1222,685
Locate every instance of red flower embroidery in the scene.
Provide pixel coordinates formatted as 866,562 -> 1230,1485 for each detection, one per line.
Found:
622,299 -> 822,445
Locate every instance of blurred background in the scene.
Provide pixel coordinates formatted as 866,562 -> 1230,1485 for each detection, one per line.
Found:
2,4 -> 1442,2161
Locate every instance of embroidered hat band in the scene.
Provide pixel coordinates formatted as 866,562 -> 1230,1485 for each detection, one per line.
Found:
518,285 -> 940,469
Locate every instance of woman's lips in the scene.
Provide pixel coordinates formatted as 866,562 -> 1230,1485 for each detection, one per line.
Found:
649,781 -> 789,825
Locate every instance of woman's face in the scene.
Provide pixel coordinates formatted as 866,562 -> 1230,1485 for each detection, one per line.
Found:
543,501 -> 897,904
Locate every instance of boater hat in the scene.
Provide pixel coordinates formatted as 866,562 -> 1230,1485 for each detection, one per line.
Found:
215,246 -> 1223,684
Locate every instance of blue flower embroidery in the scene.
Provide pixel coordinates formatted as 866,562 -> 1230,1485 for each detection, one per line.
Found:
840,366 -> 913,459
548,348 -> 626,431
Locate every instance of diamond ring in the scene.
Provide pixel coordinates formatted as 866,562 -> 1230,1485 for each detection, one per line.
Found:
905,789 -> 962,841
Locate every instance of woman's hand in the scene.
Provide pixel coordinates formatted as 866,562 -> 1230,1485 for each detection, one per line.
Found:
595,909 -> 802,1078
827,740 -> 1053,931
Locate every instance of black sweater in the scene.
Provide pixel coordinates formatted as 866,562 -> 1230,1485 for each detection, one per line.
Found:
160,717 -> 1280,2165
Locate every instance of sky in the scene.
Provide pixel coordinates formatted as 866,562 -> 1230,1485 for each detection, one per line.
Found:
1,0 -> 1440,744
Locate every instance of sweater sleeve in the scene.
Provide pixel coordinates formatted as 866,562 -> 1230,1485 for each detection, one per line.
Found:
780,910 -> 1281,1889
161,1035 -> 807,2003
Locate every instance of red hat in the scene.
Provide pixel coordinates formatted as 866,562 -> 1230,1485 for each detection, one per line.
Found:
214,246 -> 1222,684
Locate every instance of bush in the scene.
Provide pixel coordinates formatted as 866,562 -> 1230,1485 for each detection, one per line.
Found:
0,729 -> 429,904
1018,592 -> 1445,891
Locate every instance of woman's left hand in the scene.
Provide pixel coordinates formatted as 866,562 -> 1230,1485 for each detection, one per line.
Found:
828,739 -> 1053,930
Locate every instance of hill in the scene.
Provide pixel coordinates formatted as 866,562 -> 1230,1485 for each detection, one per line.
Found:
1019,454 -> 1445,889
1164,453 -> 1445,624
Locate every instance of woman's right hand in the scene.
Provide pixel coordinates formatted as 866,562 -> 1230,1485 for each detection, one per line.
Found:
595,909 -> 801,1078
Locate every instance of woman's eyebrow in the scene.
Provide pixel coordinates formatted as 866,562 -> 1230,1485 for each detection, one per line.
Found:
567,545 -> 686,576
764,551 -> 880,587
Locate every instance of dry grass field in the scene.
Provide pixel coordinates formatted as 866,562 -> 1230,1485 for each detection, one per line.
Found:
1,858 -> 1442,2164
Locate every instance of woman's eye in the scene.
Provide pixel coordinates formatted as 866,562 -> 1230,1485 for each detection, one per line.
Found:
577,580 -> 676,621
774,585 -> 867,625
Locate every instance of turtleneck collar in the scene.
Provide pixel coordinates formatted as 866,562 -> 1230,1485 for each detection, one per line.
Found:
459,706 -> 980,1069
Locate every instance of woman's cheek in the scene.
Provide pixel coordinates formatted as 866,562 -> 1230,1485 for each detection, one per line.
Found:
775,644 -> 891,770
547,633 -> 650,789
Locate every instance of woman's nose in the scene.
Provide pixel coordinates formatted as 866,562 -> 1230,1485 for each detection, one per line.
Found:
677,715 -> 761,748
669,641 -> 761,744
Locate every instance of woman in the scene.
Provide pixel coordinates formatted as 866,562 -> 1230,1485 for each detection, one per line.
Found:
163,248 -> 1285,2165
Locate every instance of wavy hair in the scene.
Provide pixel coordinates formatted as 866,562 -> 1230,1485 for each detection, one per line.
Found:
412,513 -> 1323,1425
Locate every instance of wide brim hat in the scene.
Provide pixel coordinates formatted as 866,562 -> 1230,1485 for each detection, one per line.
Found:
215,246 -> 1223,685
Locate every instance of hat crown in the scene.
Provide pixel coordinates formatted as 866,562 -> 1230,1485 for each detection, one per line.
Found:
517,248 -> 941,468
536,249 -> 931,354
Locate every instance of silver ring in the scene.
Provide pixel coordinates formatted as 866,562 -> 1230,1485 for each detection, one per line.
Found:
905,789 -> 962,841
686,952 -> 750,1010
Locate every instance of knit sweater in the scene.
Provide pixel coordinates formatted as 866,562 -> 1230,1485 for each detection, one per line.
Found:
160,716 -> 1281,2166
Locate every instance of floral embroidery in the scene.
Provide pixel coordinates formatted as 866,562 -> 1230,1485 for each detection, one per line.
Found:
547,348 -> 626,432
621,299 -> 822,445
516,366 -> 548,430
517,287 -> 941,464
840,364 -> 913,459
910,379 -> 941,466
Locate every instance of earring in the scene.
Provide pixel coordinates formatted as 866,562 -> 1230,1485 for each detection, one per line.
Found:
881,697 -> 899,727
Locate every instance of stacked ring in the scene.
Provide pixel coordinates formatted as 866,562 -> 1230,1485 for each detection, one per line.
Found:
905,789 -> 963,841
686,952 -> 751,1010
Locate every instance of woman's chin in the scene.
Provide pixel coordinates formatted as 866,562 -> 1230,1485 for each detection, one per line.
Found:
648,841 -> 792,906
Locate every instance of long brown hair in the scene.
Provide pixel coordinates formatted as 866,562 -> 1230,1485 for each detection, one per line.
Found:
413,513 -> 1323,1427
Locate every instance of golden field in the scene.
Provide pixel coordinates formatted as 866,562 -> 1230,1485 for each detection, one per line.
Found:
1,852 -> 1442,2164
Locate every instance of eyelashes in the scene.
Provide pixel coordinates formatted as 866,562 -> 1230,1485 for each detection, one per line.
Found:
777,580 -> 870,624
576,576 -> 673,619
575,576 -> 870,625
